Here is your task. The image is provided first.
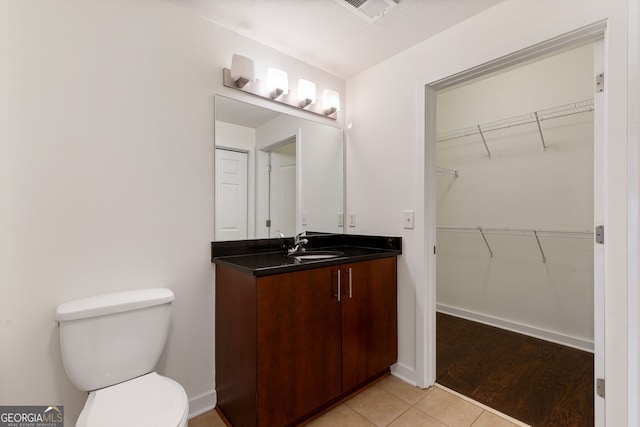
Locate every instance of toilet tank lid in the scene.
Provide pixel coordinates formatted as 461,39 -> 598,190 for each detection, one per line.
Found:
56,288 -> 175,322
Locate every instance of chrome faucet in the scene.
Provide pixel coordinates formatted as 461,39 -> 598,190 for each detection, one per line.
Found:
287,231 -> 308,255
275,230 -> 287,250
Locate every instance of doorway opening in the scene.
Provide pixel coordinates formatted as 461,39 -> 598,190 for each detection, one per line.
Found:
418,22 -> 606,427
261,137 -> 297,238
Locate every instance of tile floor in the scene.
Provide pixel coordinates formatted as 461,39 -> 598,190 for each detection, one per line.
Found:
189,376 -> 532,427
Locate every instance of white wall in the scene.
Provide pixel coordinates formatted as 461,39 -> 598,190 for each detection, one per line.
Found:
628,0 -> 640,423
0,0 -> 344,424
436,44 -> 595,349
346,0 -> 630,425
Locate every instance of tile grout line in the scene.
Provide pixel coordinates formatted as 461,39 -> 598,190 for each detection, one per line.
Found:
342,402 -> 377,427
371,380 -> 467,427
381,401 -> 412,427
348,382 -> 409,427
434,384 -> 532,427
373,379 -> 432,426
468,409 -> 484,427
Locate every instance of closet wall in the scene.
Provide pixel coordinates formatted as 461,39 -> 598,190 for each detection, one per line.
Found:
436,44 -> 595,350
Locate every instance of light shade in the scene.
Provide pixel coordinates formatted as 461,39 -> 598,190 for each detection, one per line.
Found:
267,67 -> 288,99
297,79 -> 317,108
323,89 -> 341,115
230,54 -> 255,88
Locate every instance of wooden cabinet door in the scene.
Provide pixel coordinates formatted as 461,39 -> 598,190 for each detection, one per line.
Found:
256,266 -> 342,427
341,257 -> 398,392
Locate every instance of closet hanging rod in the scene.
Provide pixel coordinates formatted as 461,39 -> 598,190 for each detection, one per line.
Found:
436,167 -> 459,177
436,99 -> 595,143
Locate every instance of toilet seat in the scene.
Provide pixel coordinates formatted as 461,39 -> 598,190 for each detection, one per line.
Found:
77,372 -> 188,427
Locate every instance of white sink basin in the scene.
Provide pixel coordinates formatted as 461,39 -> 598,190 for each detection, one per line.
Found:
291,250 -> 344,261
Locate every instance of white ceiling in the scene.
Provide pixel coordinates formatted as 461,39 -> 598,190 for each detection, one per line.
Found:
168,0 -> 505,79
215,96 -> 282,128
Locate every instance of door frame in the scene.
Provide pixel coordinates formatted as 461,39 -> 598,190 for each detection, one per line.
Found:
415,21 -> 607,425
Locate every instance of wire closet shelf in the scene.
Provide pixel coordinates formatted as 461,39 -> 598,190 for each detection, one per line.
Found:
436,99 -> 594,143
435,99 -> 595,157
436,226 -> 594,263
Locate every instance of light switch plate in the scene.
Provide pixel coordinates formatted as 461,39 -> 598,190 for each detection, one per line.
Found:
301,212 -> 308,226
337,213 -> 344,227
348,213 -> 356,227
403,210 -> 415,229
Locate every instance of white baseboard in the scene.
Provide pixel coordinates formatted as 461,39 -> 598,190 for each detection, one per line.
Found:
188,389 -> 217,419
436,304 -> 594,353
390,362 -> 419,387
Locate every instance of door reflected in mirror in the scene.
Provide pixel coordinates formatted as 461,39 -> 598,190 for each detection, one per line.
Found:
214,95 -> 344,241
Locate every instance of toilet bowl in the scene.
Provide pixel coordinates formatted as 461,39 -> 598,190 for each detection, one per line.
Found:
76,373 -> 188,427
56,288 -> 189,427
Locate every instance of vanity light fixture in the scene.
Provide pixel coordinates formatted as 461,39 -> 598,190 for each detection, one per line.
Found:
267,67 -> 288,99
323,89 -> 341,116
297,79 -> 317,108
222,54 -> 338,120
230,54 -> 255,88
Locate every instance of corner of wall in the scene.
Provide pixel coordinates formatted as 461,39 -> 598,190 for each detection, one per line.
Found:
189,389 -> 217,419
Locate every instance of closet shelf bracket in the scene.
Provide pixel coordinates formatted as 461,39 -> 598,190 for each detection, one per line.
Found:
477,125 -> 492,159
436,167 -> 459,177
478,226 -> 494,258
534,112 -> 547,151
533,230 -> 547,263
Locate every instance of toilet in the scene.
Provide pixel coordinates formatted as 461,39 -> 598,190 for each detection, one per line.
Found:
56,288 -> 189,427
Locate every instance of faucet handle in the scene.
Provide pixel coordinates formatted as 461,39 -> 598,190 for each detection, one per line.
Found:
294,231 -> 306,244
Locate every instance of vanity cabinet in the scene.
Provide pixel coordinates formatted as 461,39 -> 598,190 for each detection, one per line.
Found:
339,257 -> 398,392
215,256 -> 397,427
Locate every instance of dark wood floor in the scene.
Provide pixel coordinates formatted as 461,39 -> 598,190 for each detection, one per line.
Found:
436,312 -> 594,427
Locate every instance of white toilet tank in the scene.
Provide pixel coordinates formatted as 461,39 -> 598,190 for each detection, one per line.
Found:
56,288 -> 175,392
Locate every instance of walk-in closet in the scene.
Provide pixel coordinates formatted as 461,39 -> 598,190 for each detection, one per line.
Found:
435,42 -> 598,427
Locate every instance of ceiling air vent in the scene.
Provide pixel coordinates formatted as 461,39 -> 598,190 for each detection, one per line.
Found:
337,0 -> 398,23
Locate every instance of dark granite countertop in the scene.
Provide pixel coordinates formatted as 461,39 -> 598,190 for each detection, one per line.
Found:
211,233 -> 402,277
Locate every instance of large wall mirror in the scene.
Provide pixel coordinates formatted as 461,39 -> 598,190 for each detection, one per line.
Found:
214,95 -> 344,241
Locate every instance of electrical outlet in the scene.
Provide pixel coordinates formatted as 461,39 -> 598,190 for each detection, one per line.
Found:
301,212 -> 308,226
348,213 -> 356,227
337,213 -> 344,227
403,210 -> 415,229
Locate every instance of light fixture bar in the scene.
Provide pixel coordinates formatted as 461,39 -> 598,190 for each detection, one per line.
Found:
222,53 -> 340,120
222,67 -> 338,120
